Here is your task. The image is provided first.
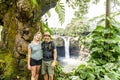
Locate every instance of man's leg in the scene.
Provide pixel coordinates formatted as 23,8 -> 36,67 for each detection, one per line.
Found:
44,74 -> 49,80
48,61 -> 54,80
49,75 -> 53,80
42,60 -> 48,80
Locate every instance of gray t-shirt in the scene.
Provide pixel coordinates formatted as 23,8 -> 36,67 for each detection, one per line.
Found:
28,41 -> 43,60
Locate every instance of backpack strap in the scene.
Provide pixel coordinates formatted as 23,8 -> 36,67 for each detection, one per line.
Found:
42,41 -> 54,51
41,41 -> 45,50
49,41 -> 54,51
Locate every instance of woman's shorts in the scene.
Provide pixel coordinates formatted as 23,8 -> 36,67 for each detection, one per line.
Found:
30,58 -> 42,66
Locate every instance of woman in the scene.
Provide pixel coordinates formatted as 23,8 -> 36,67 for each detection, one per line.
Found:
28,32 -> 43,80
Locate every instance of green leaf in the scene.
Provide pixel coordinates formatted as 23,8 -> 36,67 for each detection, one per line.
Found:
94,25 -> 105,32
44,22 -> 53,35
31,0 -> 38,7
104,75 -> 111,80
87,73 -> 95,80
104,38 -> 119,44
80,71 -> 87,79
55,1 -> 65,24
105,71 -> 119,80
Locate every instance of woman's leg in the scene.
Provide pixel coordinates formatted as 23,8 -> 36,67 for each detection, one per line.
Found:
35,65 -> 40,80
31,66 -> 37,80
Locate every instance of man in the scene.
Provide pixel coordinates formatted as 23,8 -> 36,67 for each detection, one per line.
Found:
41,32 -> 57,80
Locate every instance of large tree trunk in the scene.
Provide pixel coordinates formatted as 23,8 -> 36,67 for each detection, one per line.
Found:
0,0 -> 58,78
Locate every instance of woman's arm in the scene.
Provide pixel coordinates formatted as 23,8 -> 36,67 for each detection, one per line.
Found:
28,48 -> 31,70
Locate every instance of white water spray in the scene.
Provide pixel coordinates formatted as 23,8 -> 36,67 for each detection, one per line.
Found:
61,36 -> 70,59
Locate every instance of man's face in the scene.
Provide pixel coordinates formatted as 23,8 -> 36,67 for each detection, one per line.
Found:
44,32 -> 50,42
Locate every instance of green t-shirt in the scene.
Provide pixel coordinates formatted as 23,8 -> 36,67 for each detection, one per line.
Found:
28,41 -> 43,60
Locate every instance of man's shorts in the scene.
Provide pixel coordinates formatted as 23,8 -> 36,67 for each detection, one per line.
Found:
30,58 -> 42,66
41,60 -> 54,76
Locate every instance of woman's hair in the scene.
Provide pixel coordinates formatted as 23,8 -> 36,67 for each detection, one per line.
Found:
33,32 -> 41,40
34,32 -> 41,36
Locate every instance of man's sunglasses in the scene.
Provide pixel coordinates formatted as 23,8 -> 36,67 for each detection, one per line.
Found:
44,35 -> 50,37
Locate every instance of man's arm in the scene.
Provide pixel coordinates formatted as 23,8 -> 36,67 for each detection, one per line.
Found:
51,48 -> 57,67
52,41 -> 57,62
51,41 -> 57,67
53,49 -> 57,62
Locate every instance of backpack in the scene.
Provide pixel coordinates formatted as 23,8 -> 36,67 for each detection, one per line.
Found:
42,41 -> 54,51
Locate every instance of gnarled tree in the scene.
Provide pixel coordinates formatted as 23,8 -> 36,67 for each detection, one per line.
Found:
0,0 -> 58,78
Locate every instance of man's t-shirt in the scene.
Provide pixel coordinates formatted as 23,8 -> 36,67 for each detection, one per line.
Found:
28,41 -> 43,60
42,41 -> 56,61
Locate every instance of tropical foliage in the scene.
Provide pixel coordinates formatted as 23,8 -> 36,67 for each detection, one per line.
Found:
89,18 -> 120,65
55,62 -> 120,80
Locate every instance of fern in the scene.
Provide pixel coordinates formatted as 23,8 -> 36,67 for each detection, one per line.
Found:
55,1 -> 65,24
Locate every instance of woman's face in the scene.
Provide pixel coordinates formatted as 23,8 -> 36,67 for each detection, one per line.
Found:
35,34 -> 41,41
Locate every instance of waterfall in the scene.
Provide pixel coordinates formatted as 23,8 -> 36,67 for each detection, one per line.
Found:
53,35 -> 87,73
62,36 -> 70,59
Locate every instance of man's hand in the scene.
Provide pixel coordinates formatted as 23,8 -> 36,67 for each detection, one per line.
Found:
51,61 -> 56,67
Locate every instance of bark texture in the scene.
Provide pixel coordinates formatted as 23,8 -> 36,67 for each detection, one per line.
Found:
0,0 -> 58,78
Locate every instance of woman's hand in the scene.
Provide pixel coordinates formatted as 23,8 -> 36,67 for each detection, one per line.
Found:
28,65 -> 31,70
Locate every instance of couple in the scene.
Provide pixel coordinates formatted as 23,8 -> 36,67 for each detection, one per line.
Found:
28,32 -> 57,80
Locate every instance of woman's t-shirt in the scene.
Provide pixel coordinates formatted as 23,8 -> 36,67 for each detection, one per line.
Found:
28,41 -> 43,60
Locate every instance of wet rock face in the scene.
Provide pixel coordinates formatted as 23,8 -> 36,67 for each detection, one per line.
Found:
70,38 -> 79,47
54,37 -> 64,46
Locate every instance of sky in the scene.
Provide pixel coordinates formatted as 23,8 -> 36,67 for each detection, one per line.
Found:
42,0 -> 75,28
86,0 -> 105,18
42,0 -> 106,28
